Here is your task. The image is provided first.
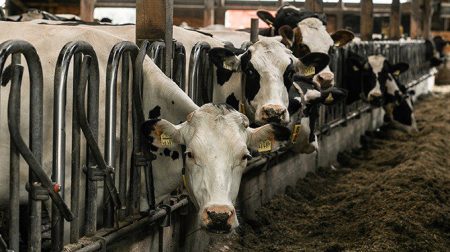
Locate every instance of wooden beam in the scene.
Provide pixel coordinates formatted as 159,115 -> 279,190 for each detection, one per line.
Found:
423,0 -> 433,40
410,0 -> 423,38
389,0 -> 401,39
80,0 -> 96,22
305,0 -> 323,13
360,0 -> 373,40
215,0 -> 226,25
136,0 -> 173,77
203,0 -> 214,26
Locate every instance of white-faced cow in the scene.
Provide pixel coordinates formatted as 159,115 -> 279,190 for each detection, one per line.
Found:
346,52 -> 417,133
257,5 -> 354,89
0,21 -> 290,237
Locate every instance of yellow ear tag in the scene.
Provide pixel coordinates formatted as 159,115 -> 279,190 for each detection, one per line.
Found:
239,102 -> 246,115
257,140 -> 272,153
160,133 -> 173,146
335,41 -> 341,47
393,70 -> 400,76
303,65 -> 315,77
291,124 -> 302,144
325,93 -> 334,104
352,65 -> 359,71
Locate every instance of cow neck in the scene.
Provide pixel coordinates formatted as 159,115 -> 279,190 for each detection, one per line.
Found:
181,165 -> 200,210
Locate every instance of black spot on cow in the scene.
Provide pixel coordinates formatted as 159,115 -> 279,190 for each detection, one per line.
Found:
393,99 -> 413,126
171,100 -> 175,105
216,68 -> 234,86
163,148 -> 171,157
308,104 -> 320,143
159,152 -> 163,156
269,123 -> 291,141
150,144 -> 158,152
288,98 -> 302,115
148,106 -> 161,119
171,151 -> 180,160
241,52 -> 261,102
225,93 -> 240,110
283,61 -> 295,91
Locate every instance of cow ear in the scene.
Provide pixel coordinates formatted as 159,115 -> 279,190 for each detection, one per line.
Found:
257,10 -> 275,26
247,124 -> 291,153
279,25 -> 294,47
390,62 -> 409,76
299,52 -> 330,77
319,87 -> 348,105
330,30 -> 354,47
141,119 -> 185,149
209,47 -> 241,72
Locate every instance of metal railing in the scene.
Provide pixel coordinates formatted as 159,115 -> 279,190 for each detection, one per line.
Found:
0,37 -> 434,252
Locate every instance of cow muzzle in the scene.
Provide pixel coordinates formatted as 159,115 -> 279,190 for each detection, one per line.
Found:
368,91 -> 383,107
260,104 -> 288,124
202,205 -> 236,233
315,71 -> 334,90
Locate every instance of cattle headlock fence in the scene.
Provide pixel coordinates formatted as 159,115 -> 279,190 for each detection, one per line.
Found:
0,38 -> 434,252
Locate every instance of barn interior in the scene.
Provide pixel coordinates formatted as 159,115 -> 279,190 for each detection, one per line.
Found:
0,1 -> 449,252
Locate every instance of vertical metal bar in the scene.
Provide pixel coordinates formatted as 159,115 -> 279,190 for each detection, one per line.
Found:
70,53 -> 82,243
85,53 -> 100,236
250,18 -> 259,43
165,0 -> 174,78
104,47 -> 118,228
29,47 -> 44,252
8,53 -> 21,252
119,52 -> 130,219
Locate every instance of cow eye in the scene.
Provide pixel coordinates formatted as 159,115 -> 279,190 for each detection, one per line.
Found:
185,151 -> 194,159
242,153 -> 252,161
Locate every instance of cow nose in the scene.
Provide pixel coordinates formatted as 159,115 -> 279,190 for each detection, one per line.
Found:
261,104 -> 287,123
203,206 -> 235,233
316,72 -> 334,89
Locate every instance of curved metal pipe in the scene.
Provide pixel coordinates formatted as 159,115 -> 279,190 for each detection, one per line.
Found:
188,42 -> 212,105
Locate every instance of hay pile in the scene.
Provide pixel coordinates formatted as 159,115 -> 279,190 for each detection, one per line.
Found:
228,93 -> 450,251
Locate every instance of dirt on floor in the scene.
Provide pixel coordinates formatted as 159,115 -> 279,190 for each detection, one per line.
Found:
216,92 -> 450,252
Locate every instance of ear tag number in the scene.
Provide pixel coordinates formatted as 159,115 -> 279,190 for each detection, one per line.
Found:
291,124 -> 302,143
160,133 -> 173,146
303,65 -> 315,77
258,140 -> 272,153
325,93 -> 334,104
393,70 -> 400,76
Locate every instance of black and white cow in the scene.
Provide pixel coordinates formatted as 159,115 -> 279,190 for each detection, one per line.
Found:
257,5 -> 355,89
287,75 -> 348,153
345,52 -> 417,133
0,21 -> 290,236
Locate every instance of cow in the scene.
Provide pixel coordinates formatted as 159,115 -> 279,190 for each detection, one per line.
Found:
0,21 -> 291,240
345,52 -> 417,133
257,5 -> 355,89
29,22 -> 330,127
287,75 -> 348,153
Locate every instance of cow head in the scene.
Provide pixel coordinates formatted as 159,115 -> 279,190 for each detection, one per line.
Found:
257,5 -> 354,90
209,37 -> 329,126
142,104 -> 290,233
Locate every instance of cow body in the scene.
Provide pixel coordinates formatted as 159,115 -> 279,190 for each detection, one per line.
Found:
0,21 -> 290,237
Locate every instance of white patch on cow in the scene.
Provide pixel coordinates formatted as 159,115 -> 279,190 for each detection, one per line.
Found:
297,18 -> 335,87
303,89 -> 321,103
246,37 -> 298,124
367,55 -> 386,99
385,74 -> 400,96
298,18 -> 333,54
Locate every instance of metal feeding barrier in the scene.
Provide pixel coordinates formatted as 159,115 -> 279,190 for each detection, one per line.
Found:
0,36 -> 434,251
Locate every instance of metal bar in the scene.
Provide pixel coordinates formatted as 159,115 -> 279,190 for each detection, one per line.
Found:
73,198 -> 189,252
188,42 -> 211,105
173,42 -> 186,90
165,0 -> 174,78
132,41 -> 156,214
8,53 -> 21,252
70,53 -> 82,243
104,41 -> 139,225
250,18 -> 259,43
